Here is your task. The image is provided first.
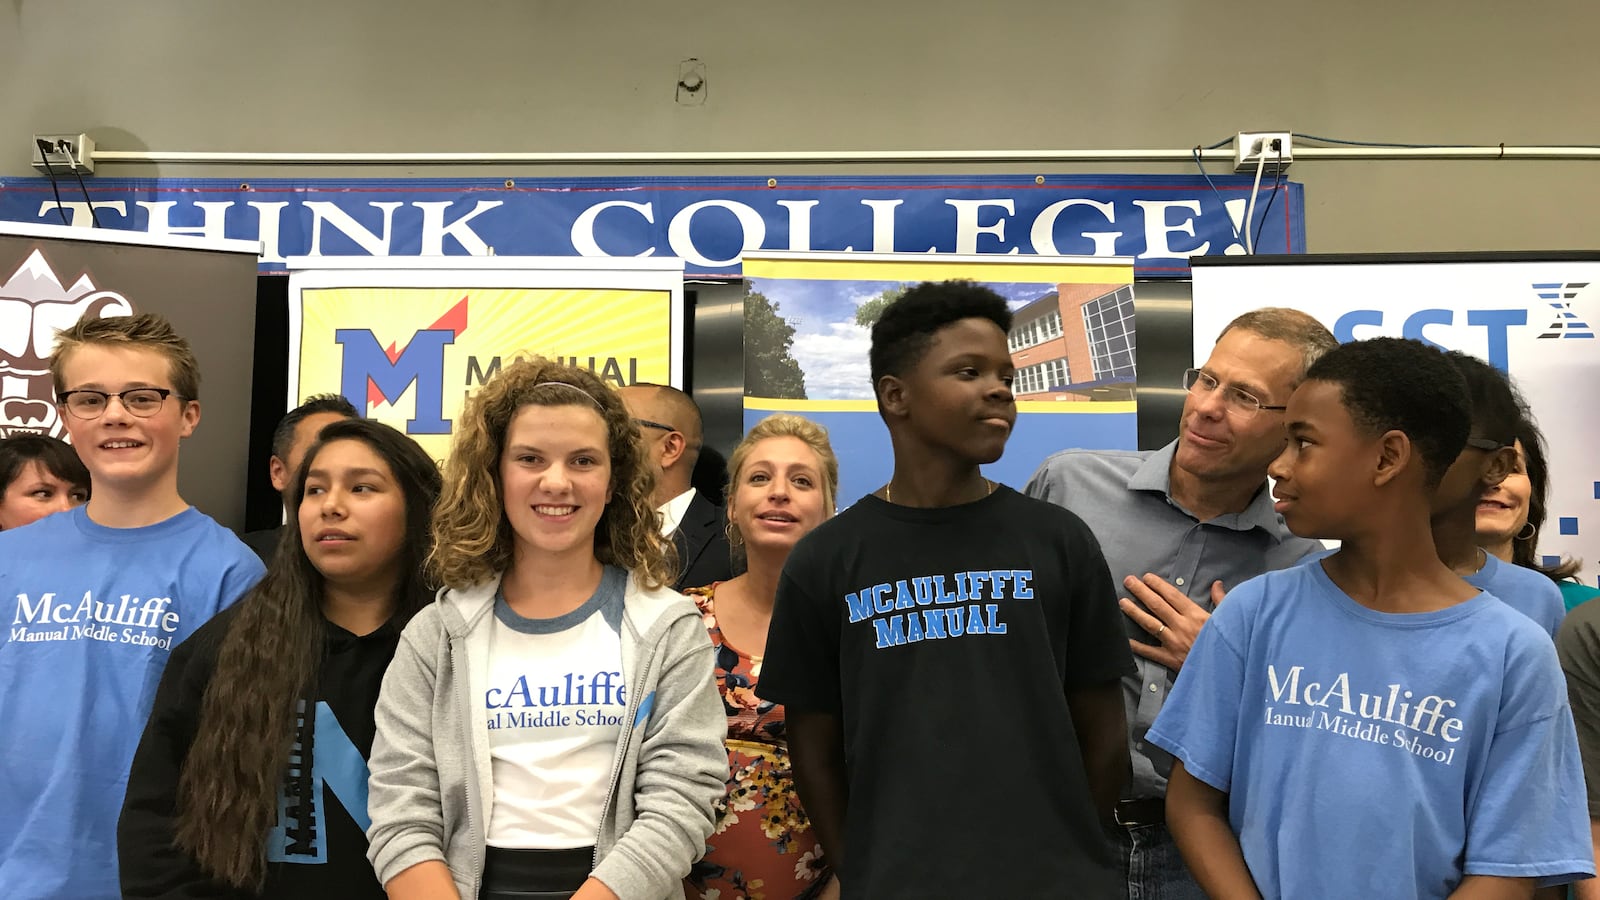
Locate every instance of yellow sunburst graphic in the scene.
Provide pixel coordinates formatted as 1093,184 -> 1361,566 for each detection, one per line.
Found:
297,286 -> 674,459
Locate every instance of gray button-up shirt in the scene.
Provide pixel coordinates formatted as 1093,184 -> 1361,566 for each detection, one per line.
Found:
1024,440 -> 1321,800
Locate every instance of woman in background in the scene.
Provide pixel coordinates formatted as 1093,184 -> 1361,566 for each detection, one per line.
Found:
684,413 -> 840,900
120,418 -> 441,898
1476,414 -> 1600,612
0,433 -> 89,529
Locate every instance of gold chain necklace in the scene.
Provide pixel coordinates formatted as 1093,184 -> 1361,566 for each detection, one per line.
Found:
885,478 -> 994,504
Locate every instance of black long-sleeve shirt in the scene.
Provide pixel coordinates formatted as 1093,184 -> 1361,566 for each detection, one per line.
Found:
119,604 -> 398,899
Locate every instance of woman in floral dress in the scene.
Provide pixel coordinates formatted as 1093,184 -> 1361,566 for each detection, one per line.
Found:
684,415 -> 839,900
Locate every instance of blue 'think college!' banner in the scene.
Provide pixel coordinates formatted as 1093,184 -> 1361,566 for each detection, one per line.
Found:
0,174 -> 1304,278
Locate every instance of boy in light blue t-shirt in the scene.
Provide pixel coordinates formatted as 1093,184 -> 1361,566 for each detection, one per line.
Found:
0,313 -> 264,899
1297,351 -> 1566,639
1149,337 -> 1592,899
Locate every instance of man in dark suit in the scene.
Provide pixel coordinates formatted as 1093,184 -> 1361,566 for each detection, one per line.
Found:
240,394 -> 358,561
618,383 -> 733,591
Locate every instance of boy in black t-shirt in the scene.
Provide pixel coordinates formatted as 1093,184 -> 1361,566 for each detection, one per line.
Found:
757,280 -> 1134,899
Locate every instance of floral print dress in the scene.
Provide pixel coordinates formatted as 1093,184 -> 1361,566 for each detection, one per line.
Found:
683,584 -> 831,900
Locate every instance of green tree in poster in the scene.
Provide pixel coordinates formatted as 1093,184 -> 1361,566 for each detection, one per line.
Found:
852,285 -> 908,329
743,283 -> 808,399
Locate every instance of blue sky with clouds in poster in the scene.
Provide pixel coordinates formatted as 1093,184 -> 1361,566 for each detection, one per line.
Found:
749,278 -> 1055,400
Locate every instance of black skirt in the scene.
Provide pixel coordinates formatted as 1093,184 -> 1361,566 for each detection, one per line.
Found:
480,846 -> 595,900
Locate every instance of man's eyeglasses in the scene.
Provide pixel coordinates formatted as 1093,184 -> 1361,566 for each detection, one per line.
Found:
1464,437 -> 1507,452
1182,369 -> 1286,419
57,388 -> 183,420
632,417 -> 677,434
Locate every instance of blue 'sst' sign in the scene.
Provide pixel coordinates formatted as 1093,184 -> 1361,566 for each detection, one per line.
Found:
1334,307 -> 1527,372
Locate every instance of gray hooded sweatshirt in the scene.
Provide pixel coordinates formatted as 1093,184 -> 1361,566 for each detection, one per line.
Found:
366,572 -> 727,900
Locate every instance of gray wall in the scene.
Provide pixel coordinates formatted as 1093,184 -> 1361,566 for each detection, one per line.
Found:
3,0 -> 1596,255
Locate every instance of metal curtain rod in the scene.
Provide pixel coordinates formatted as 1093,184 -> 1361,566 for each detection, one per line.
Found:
87,145 -> 1600,166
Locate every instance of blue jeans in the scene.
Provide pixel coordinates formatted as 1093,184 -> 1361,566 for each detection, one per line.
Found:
1108,821 -> 1207,900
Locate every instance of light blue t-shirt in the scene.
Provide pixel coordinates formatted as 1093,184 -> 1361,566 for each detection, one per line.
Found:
1466,552 -> 1566,638
1301,548 -> 1567,638
0,505 -> 265,899
1148,562 -> 1592,899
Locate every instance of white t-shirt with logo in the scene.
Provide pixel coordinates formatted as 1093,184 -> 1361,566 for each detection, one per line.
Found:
485,565 -> 628,849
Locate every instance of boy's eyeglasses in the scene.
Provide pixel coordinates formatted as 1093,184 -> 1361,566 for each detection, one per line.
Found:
632,417 -> 677,434
57,388 -> 182,420
1182,368 -> 1286,419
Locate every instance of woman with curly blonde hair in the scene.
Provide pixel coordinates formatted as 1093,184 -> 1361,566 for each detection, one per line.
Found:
682,414 -> 840,900
366,357 -> 727,900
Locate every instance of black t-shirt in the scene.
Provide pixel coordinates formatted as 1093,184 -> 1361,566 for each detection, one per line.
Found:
757,486 -> 1135,899
120,604 -> 399,899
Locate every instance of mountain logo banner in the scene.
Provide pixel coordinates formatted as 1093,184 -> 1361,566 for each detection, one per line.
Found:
0,222 -> 260,527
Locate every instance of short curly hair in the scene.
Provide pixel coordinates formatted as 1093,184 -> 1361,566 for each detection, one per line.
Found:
868,281 -> 1013,389
1303,337 -> 1470,488
429,357 -> 675,590
1445,351 -> 1524,448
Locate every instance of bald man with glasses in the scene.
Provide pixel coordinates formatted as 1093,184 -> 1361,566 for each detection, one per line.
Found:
618,383 -> 733,592
1024,308 -> 1336,899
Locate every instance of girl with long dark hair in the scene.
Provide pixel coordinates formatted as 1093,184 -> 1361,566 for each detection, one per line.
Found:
365,357 -> 726,900
119,419 -> 442,897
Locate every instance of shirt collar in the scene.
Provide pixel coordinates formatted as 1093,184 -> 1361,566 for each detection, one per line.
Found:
1128,439 -> 1281,533
324,612 -> 401,650
657,487 -> 698,536
1127,440 -> 1180,494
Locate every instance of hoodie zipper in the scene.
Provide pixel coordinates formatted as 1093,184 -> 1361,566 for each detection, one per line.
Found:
448,631 -> 485,897
592,616 -> 660,871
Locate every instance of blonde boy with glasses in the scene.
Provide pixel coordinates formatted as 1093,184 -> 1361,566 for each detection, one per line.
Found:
0,312 -> 264,899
